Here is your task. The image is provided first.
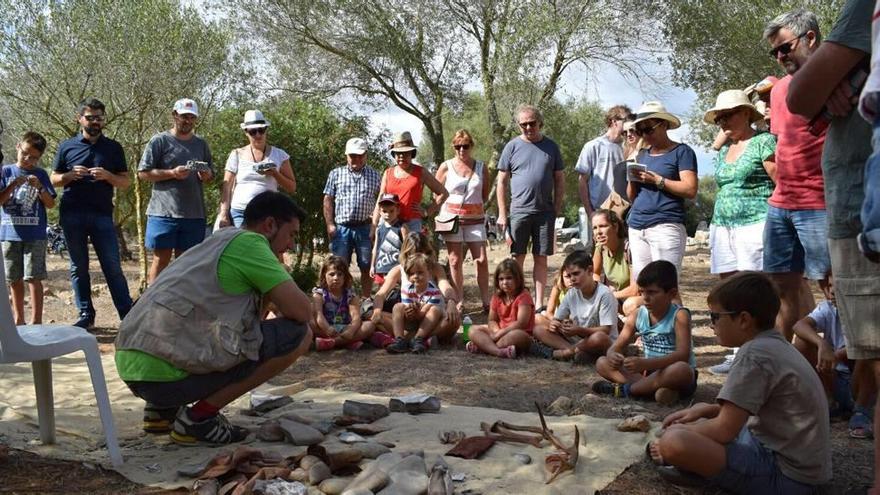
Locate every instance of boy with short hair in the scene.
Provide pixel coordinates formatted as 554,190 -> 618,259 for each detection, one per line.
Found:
793,273 -> 876,439
387,253 -> 444,354
0,132 -> 57,324
370,193 -> 407,285
651,271 -> 831,492
534,250 -> 618,362
593,260 -> 695,405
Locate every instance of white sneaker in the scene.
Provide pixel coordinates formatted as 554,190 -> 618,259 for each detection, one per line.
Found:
710,355 -> 735,375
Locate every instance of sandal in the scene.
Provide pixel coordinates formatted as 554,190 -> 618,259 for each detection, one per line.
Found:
465,341 -> 480,354
499,344 -> 516,359
849,411 -> 874,439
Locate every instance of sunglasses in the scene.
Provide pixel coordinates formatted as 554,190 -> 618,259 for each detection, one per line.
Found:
634,121 -> 663,136
453,144 -> 471,151
713,110 -> 739,125
709,311 -> 739,325
246,127 -> 267,136
769,32 -> 806,58
519,120 -> 539,129
82,115 -> 105,123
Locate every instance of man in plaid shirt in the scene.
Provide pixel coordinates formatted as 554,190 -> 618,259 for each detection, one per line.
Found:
323,138 -> 382,296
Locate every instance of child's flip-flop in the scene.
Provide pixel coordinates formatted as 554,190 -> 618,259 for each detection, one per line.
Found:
849,411 -> 874,439
645,441 -> 666,466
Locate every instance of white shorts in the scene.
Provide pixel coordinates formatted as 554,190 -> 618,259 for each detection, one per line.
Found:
442,222 -> 487,243
710,222 -> 765,274
629,223 -> 687,280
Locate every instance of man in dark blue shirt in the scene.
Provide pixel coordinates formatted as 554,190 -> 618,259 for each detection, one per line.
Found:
51,98 -> 133,328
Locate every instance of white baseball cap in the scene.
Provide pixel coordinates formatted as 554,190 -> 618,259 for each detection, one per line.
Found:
345,137 -> 368,155
172,98 -> 199,117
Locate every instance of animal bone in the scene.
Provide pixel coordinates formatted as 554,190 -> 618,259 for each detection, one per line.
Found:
536,401 -> 580,484
480,422 -> 544,448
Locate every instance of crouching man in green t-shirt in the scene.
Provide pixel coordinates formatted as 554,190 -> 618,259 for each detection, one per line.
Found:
115,191 -> 313,446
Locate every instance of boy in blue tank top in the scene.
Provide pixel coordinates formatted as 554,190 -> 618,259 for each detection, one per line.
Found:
593,260 -> 697,405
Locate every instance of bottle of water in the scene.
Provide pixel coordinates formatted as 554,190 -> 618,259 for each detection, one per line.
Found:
461,315 -> 473,343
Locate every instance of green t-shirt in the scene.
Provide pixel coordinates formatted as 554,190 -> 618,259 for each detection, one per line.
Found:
596,244 -> 630,293
712,132 -> 776,227
115,231 -> 292,382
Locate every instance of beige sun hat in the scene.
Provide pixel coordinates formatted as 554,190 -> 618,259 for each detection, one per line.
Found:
389,131 -> 417,153
633,101 -> 681,129
703,90 -> 764,125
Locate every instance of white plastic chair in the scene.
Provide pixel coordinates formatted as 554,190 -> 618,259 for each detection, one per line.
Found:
0,257 -> 122,466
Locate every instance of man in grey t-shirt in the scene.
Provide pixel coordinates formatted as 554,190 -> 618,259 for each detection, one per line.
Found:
139,98 -> 214,284
575,104 -> 631,214
497,104 -> 564,309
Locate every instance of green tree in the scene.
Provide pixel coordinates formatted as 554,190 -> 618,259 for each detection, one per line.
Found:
684,175 -> 718,236
0,0 -> 238,289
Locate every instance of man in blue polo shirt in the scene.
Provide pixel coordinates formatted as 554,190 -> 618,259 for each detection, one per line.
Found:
51,98 -> 133,329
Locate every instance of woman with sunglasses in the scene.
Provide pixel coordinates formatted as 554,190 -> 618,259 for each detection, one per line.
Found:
218,110 -> 296,227
434,129 -> 491,312
626,102 -> 698,284
372,131 -> 448,234
703,90 -> 776,375
622,118 -> 644,161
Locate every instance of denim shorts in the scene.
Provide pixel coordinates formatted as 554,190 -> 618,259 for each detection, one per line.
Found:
762,206 -> 831,280
331,223 -> 372,269
509,211 -> 554,256
2,239 -> 48,281
710,427 -> 817,494
230,208 -> 246,228
125,318 -> 309,408
145,215 -> 207,251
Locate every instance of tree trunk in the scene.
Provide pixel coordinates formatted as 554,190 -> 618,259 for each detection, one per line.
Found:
427,113 -> 445,169
133,173 -> 148,293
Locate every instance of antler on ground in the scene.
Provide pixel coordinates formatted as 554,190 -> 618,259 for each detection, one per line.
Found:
535,401 -> 580,484
480,422 -> 544,448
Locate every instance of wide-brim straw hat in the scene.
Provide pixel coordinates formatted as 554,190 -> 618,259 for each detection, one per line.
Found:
703,90 -> 764,125
633,101 -> 681,130
390,131 -> 417,153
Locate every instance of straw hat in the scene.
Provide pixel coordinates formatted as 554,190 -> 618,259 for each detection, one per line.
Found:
389,131 -> 417,153
240,109 -> 270,130
703,90 -> 764,125
633,101 -> 681,129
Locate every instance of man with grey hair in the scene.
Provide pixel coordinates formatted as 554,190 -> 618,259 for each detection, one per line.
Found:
746,9 -> 829,350
496,104 -> 565,310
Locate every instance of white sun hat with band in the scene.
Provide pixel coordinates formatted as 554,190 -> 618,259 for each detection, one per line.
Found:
703,90 -> 765,125
240,109 -> 270,130
632,101 -> 681,129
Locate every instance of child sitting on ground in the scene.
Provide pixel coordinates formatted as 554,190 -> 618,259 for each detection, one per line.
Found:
370,193 -> 407,285
466,258 -> 534,359
534,265 -> 573,329
311,256 -> 376,351
0,131 -> 56,325
593,260 -> 696,405
793,273 -> 876,439
386,253 -> 444,354
533,250 -> 617,362
649,272 -> 831,492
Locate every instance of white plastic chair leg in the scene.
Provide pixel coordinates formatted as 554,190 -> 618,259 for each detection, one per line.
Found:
82,346 -> 123,466
31,359 -> 55,444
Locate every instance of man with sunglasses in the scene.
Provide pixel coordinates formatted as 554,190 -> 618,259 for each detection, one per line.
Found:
51,98 -> 133,329
760,10 -> 830,343
787,1 -> 879,491
496,104 -> 565,311
138,98 -> 214,284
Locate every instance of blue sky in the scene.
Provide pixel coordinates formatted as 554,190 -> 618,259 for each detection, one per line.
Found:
370,61 -> 717,176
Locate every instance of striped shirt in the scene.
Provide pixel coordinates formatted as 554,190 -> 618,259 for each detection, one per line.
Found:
401,280 -> 444,307
323,164 -> 381,225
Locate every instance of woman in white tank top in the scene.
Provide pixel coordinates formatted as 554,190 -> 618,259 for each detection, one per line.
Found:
434,130 -> 490,312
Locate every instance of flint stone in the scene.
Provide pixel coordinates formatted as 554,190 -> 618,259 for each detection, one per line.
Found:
347,424 -> 388,436
377,455 -> 429,495
319,478 -> 351,495
300,455 -> 323,470
513,453 -> 531,465
257,420 -> 286,442
279,419 -> 325,445
340,432 -> 367,444
342,401 -> 389,422
289,468 -> 309,482
313,419 -> 336,435
309,462 -> 332,485
252,479 -> 307,495
342,470 -> 390,495
546,396 -> 574,416
389,394 -> 441,414
617,415 -> 651,433
352,442 -> 392,459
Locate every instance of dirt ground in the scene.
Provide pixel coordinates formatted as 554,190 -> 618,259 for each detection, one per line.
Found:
0,243 -> 874,494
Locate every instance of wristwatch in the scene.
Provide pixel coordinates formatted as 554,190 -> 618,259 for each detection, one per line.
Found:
657,177 -> 666,190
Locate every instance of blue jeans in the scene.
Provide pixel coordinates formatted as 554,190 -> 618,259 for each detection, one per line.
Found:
60,211 -> 132,319
762,205 -> 831,280
330,224 -> 372,269
710,427 -> 816,494
860,119 -> 880,256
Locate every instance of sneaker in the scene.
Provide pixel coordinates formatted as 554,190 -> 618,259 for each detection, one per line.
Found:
369,332 -> 395,349
73,312 -> 95,329
592,380 -> 627,398
386,336 -> 410,354
315,337 -> 336,351
411,336 -> 428,354
170,409 -> 249,446
143,404 -> 180,434
709,355 -> 735,375
346,340 -> 364,351
499,345 -> 516,359
528,341 -> 555,359
655,387 -> 680,406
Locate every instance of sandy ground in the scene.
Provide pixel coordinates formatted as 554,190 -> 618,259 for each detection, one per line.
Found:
0,242 -> 874,494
